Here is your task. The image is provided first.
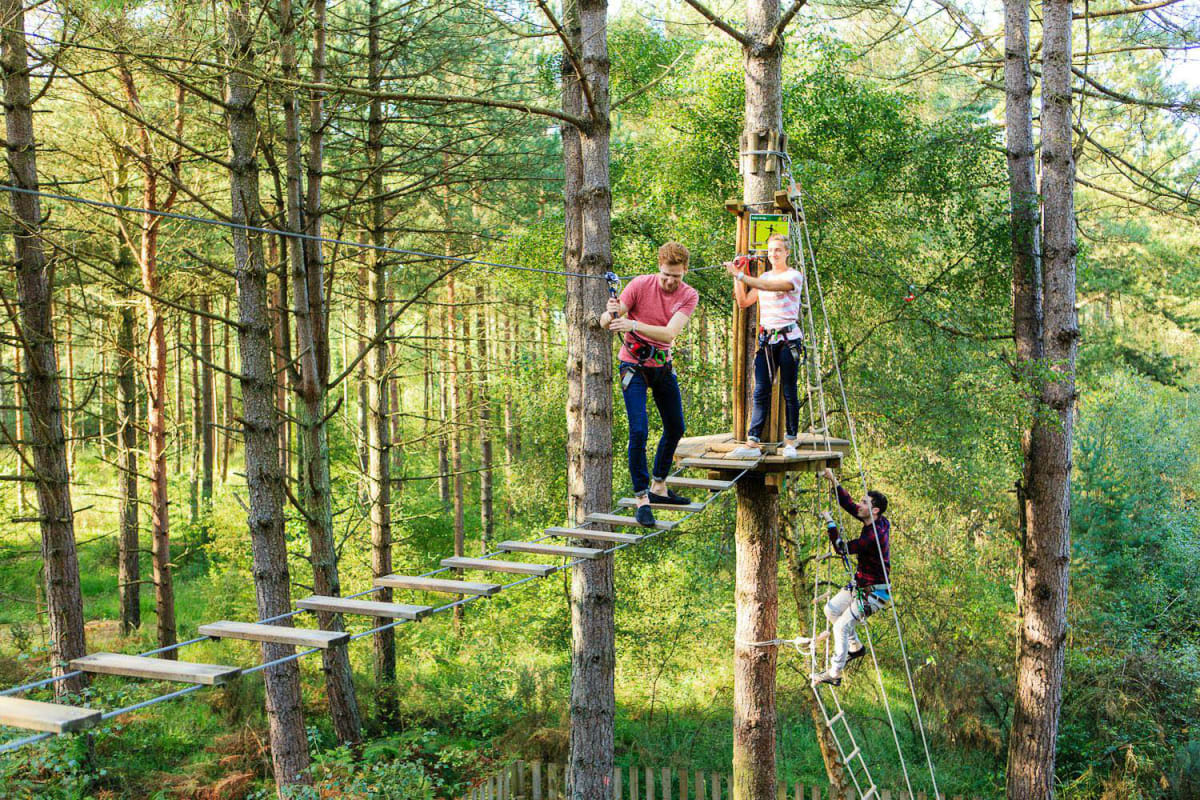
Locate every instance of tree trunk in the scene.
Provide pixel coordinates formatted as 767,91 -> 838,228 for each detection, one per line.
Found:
476,283 -> 493,551
63,288 -> 75,471
734,3 -> 783,797
117,61 -> 180,655
222,295 -> 233,484
13,342 -> 25,513
279,0 -> 362,747
366,0 -> 396,721
224,2 -> 313,786
189,310 -> 200,524
1007,0 -> 1077,797
199,296 -> 215,511
0,0 -> 87,693
117,297 -> 141,635
565,2 -> 617,799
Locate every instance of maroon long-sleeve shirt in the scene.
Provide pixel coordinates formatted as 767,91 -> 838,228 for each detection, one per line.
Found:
827,485 -> 891,587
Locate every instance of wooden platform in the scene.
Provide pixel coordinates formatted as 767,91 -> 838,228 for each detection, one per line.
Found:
0,696 -> 102,734
665,476 -> 734,491
498,541 -> 606,560
297,596 -> 433,620
674,432 -> 845,474
616,498 -> 705,512
441,556 -> 555,577
544,527 -> 643,544
71,653 -> 241,686
374,575 -> 502,597
198,621 -> 349,649
584,512 -> 678,531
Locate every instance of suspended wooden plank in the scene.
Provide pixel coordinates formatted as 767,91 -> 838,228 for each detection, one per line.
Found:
0,696 -> 102,734
70,652 -> 241,685
198,621 -> 348,649
544,527 -> 642,544
498,541 -> 606,560
584,512 -> 678,530
666,476 -> 734,491
296,596 -> 432,621
374,575 -> 502,597
441,556 -> 555,577
616,498 -> 704,512
680,457 -> 760,470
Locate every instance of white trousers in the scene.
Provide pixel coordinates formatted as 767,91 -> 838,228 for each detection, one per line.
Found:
823,587 -> 887,675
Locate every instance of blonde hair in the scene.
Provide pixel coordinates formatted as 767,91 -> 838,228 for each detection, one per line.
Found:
767,233 -> 790,250
658,241 -> 690,269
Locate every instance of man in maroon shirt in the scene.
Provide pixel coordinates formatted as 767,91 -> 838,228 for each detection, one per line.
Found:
599,242 -> 699,527
811,467 -> 893,686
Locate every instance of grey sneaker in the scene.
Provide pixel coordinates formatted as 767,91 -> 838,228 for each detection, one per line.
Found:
729,444 -> 763,459
811,669 -> 842,687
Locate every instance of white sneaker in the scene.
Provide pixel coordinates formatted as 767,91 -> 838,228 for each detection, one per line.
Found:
729,445 -> 763,459
781,444 -> 799,458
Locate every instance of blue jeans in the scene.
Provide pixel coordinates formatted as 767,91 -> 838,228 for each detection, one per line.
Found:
620,363 -> 686,496
748,340 -> 801,441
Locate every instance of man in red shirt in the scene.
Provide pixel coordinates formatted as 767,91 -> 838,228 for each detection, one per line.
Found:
599,242 -> 699,527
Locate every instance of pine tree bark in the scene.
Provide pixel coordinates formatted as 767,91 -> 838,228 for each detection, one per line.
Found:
565,2 -> 616,798
733,2 -> 783,798
366,0 -> 396,719
189,311 -> 200,524
117,61 -> 181,655
476,283 -> 493,551
116,293 -> 141,635
1007,0 -> 1077,797
199,295 -> 215,511
224,1 -> 313,787
0,0 -> 87,693
279,0 -> 362,746
222,295 -> 234,484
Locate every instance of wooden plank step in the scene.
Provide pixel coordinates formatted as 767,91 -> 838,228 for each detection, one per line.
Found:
0,696 -> 102,734
584,512 -> 678,530
297,596 -> 432,621
70,652 -> 241,686
680,457 -> 760,470
616,498 -> 705,512
544,527 -> 643,544
374,575 -> 501,597
498,541 -> 606,560
198,621 -> 349,649
441,556 -> 555,577
666,476 -> 734,491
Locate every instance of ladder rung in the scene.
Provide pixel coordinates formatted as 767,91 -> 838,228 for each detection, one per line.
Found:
666,476 -> 733,491
0,696 -> 102,734
584,512 -> 678,530
374,575 -> 502,596
616,498 -> 705,512
498,541 -> 606,560
544,527 -> 643,544
296,596 -> 432,620
71,652 -> 241,686
680,457 -> 760,470
844,746 -> 861,763
441,556 -> 555,577
826,710 -> 844,727
199,621 -> 349,649
860,787 -> 878,800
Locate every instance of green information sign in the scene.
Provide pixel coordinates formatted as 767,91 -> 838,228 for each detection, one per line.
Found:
749,214 -> 789,252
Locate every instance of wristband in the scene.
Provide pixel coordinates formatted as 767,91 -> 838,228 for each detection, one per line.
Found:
632,320 -> 639,333
735,272 -> 745,283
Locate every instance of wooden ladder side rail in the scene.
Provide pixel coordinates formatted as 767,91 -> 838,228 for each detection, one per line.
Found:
70,653 -> 242,686
0,696 -> 102,734
198,621 -> 349,649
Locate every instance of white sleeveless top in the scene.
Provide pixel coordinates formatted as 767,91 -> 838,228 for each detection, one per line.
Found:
758,268 -> 804,333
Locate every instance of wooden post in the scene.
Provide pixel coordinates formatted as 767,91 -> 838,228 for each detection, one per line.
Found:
517,761 -> 526,799
548,762 -> 559,799
646,765 -> 655,800
730,210 -> 754,442
881,792 -> 891,800
695,771 -> 705,800
532,761 -> 543,800
680,768 -> 688,800
777,782 -> 786,800
631,765 -> 639,800
614,766 -> 623,800
663,768 -> 672,800
810,788 -> 820,800
793,784 -> 803,800
711,774 -> 721,800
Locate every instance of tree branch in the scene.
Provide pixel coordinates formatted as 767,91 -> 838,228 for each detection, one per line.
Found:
679,0 -> 752,47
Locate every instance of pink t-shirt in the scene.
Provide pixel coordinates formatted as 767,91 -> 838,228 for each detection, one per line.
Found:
618,273 -> 699,366
757,268 -> 804,334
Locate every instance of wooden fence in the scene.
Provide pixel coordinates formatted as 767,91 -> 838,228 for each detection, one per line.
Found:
461,761 -> 980,800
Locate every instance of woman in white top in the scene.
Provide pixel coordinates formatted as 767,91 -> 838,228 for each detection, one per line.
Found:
723,233 -> 805,458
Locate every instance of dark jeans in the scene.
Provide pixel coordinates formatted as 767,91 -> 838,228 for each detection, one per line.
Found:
620,363 -> 686,496
748,340 -> 801,441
